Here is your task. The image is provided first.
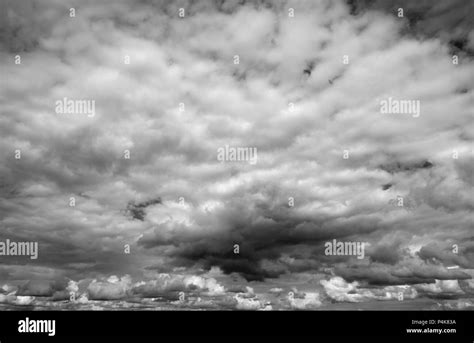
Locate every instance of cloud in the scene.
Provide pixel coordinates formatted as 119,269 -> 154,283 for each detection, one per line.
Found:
415,279 -> 464,297
321,277 -> 365,302
126,197 -> 162,221
85,273 -> 228,302
269,287 -> 283,295
234,293 -> 272,310
336,258 -> 472,286
418,242 -> 474,269
321,276 -> 418,302
13,295 -> 35,305
87,275 -> 133,300
288,291 -> 322,309
16,279 -> 68,297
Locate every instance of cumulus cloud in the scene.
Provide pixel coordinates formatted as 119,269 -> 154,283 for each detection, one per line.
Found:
288,291 -> 322,309
234,293 -> 272,310
321,276 -> 418,302
415,279 -> 465,297
87,275 -> 133,300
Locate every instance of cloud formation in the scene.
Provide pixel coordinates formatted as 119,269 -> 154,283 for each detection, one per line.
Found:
0,0 -> 473,309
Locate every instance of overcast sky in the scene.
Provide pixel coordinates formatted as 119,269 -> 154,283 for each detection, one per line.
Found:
0,0 -> 473,310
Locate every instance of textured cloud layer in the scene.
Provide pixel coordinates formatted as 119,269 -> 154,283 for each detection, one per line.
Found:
0,0 -> 473,309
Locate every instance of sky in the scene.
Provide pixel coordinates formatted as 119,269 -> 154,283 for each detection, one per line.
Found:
0,0 -> 473,310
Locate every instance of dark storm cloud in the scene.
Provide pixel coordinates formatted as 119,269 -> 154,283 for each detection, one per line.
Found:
347,0 -> 474,47
378,159 -> 433,174
137,192 -> 387,280
126,197 -> 162,221
16,279 -> 67,297
418,242 -> 474,269
367,242 -> 402,265
337,263 -> 472,286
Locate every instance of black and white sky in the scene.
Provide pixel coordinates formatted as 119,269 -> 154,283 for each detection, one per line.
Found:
0,0 -> 473,310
